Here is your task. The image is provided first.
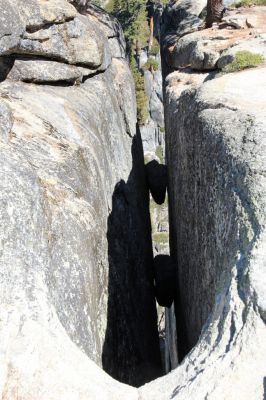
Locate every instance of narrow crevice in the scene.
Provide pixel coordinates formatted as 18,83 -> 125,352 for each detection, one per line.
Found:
0,57 -> 15,83
25,17 -> 75,33
102,127 -> 162,387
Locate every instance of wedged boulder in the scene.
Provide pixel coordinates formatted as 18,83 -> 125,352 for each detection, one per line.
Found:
153,255 -> 175,308
146,160 -> 167,205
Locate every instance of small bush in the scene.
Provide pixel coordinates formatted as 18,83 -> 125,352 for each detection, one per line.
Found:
143,58 -> 159,72
135,73 -> 149,125
130,55 -> 149,125
149,38 -> 160,56
222,50 -> 264,73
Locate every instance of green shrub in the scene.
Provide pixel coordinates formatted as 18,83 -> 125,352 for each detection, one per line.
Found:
130,56 -> 149,125
136,79 -> 149,125
149,38 -> 160,56
143,58 -> 159,72
222,50 -> 264,73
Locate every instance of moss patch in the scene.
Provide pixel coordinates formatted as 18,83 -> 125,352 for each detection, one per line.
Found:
222,51 -> 264,73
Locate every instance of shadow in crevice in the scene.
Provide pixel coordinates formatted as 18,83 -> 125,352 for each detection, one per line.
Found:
102,126 -> 162,387
173,285 -> 190,362
0,57 -> 14,83
263,377 -> 266,400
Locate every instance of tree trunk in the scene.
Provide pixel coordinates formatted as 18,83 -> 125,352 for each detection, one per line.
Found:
148,16 -> 154,52
206,0 -> 224,27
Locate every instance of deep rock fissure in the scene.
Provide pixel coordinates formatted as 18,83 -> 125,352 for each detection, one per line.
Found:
1,1 -> 265,398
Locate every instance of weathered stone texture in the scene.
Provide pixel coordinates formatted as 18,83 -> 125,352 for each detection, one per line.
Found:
0,0 -> 161,397
1,0 -> 266,399
162,2 -> 266,72
139,1 -> 266,398
143,58 -> 266,400
165,69 -> 266,348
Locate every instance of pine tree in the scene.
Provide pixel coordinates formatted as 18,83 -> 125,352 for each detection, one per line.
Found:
105,0 -> 151,125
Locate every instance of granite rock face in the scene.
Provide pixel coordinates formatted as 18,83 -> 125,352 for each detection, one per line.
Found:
1,0 -> 266,399
138,2 -> 169,263
140,1 -> 266,398
140,67 -> 266,400
164,4 -> 266,72
0,0 -> 162,397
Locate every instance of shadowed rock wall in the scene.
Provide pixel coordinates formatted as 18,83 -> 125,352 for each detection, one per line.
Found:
0,0 -> 161,396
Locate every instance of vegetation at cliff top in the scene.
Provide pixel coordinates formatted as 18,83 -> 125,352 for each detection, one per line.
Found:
104,0 -> 165,125
105,0 -> 150,47
222,51 -> 264,73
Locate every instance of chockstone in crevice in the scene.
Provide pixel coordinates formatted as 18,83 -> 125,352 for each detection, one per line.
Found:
0,0 -> 265,398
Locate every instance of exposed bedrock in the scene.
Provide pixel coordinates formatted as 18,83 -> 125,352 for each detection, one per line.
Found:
1,0 -> 266,399
141,75 -> 266,398
0,0 -> 162,397
138,1 -> 266,398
